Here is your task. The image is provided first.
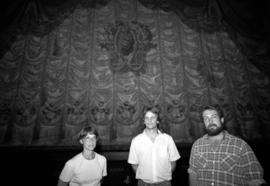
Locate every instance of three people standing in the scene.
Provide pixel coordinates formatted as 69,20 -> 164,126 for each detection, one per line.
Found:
57,105 -> 267,186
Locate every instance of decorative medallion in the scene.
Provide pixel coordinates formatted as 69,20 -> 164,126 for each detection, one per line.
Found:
99,20 -> 156,73
90,101 -> 110,125
116,101 -> 136,125
166,100 -> 186,123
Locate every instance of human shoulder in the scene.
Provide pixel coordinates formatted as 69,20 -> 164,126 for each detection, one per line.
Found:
131,132 -> 145,142
95,152 -> 107,162
159,132 -> 173,140
225,131 -> 247,146
160,132 -> 171,137
192,135 -> 207,146
65,153 -> 83,167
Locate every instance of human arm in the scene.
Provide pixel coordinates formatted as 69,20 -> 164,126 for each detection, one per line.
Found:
188,143 -> 199,186
57,179 -> 69,186
100,156 -> 107,185
188,171 -> 198,186
168,136 -> 180,162
128,138 -> 139,174
58,160 -> 73,186
170,161 -> 177,173
102,156 -> 108,177
240,141 -> 266,186
131,164 -> 138,174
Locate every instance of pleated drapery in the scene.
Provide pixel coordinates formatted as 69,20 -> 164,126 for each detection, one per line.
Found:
0,0 -> 269,146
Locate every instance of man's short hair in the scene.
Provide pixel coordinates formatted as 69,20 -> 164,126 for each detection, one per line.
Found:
142,106 -> 167,133
143,106 -> 161,123
202,105 -> 224,118
78,126 -> 98,140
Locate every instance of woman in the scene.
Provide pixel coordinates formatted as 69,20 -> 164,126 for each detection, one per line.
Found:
57,126 -> 107,186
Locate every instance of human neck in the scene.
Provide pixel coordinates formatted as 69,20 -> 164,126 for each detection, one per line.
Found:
207,131 -> 225,142
82,150 -> 95,160
145,127 -> 158,135
145,128 -> 159,142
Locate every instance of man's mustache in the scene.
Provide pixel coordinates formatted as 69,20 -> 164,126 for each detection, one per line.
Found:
208,124 -> 217,128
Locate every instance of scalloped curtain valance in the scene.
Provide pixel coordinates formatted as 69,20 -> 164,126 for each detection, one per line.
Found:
1,0 -> 269,76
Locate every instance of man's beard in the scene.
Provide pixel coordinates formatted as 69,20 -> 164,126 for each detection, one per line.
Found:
205,123 -> 224,136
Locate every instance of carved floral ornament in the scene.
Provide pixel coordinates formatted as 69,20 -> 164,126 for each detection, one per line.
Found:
99,20 -> 156,73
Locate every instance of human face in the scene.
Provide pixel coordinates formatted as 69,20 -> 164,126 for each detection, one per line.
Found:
144,111 -> 158,129
202,109 -> 224,136
81,133 -> 97,151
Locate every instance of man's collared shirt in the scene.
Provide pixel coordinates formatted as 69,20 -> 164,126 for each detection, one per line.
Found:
188,131 -> 265,186
128,130 -> 180,183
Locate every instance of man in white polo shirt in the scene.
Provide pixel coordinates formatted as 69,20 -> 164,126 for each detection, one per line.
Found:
128,107 -> 180,186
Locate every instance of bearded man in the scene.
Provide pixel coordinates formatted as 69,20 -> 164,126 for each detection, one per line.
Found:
188,105 -> 266,186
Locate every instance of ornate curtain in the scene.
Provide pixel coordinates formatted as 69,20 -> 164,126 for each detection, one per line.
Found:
0,0 -> 270,146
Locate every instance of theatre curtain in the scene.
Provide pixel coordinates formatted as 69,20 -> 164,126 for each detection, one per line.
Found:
0,0 -> 270,146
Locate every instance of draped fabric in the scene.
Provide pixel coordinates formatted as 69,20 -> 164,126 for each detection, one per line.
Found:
0,0 -> 270,146
1,0 -> 269,76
